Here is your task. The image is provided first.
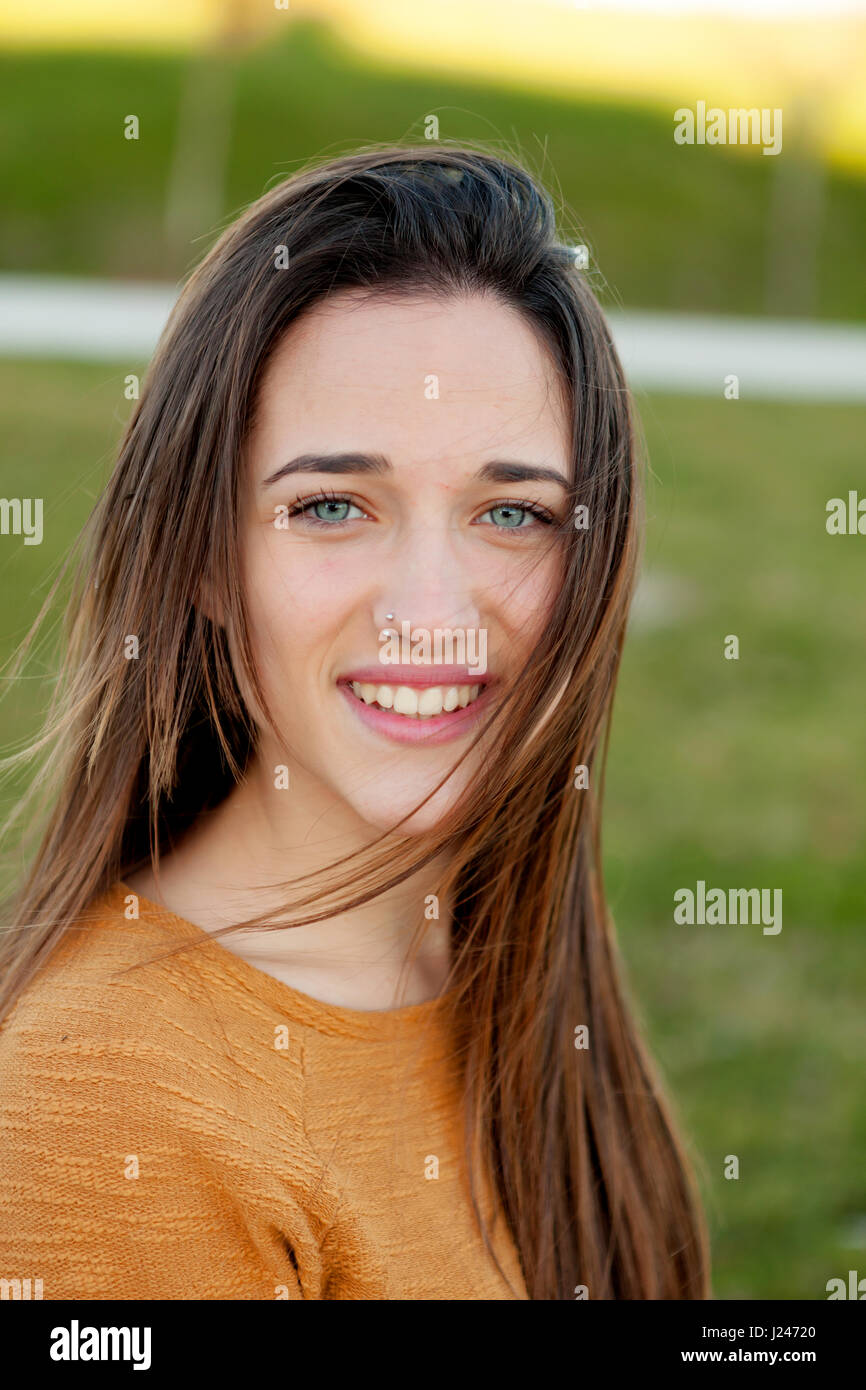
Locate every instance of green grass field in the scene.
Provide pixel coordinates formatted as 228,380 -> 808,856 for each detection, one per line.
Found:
0,357 -> 863,1298
2,19 -> 866,320
607,391 -> 866,1299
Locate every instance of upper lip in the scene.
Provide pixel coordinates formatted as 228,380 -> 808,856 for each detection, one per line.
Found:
339,665 -> 491,688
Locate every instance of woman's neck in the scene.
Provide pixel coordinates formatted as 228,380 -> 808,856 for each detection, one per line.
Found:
125,756 -> 454,1010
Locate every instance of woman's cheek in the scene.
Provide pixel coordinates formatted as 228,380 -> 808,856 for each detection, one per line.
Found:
491,551 -> 562,647
248,543 -> 362,669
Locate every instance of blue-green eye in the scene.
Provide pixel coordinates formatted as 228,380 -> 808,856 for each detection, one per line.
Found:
490,504 -> 528,528
286,493 -> 366,527
312,499 -> 353,522
479,501 -> 554,530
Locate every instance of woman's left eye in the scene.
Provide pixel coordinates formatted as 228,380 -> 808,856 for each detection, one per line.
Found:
477,501 -> 554,530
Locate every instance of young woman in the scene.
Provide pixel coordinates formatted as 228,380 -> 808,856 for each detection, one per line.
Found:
0,145 -> 710,1300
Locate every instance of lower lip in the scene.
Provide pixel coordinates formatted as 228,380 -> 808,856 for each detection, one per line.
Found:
337,681 -> 496,746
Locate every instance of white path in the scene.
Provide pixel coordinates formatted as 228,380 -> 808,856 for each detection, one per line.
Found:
1,274 -> 865,401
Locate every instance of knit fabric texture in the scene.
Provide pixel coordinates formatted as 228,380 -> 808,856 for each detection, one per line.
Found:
0,882 -> 528,1300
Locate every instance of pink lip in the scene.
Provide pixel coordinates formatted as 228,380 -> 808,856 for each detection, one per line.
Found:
337,675 -> 496,746
340,664 -> 490,688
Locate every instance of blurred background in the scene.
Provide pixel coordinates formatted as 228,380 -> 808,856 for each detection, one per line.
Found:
0,0 -> 864,1299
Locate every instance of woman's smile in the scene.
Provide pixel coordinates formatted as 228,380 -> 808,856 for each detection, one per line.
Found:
337,664 -> 496,745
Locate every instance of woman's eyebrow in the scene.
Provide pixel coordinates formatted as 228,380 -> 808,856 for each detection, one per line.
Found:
262,453 -> 390,487
476,460 -> 569,489
262,453 -> 569,490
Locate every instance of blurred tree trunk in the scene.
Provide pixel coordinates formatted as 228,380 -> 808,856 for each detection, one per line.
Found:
164,1 -> 260,264
764,92 -> 827,318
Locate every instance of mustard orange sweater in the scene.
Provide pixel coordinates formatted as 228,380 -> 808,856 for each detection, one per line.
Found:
0,883 -> 527,1300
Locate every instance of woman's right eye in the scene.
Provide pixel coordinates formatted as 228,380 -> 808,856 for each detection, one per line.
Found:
286,494 -> 368,526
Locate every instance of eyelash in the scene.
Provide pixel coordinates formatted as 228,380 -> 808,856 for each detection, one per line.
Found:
284,490 -> 558,531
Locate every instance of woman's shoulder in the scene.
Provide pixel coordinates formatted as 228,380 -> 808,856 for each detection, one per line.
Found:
1,881 -> 210,1044
0,879 -> 317,1184
0,881 -> 308,1101
0,885 -> 325,1299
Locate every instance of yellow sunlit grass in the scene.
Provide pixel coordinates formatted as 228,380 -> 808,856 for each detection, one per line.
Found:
1,0 -> 220,48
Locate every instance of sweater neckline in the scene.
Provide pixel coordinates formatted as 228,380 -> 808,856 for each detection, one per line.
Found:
112,880 -> 459,1041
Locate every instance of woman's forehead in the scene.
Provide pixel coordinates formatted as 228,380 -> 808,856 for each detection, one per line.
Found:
249,290 -> 570,473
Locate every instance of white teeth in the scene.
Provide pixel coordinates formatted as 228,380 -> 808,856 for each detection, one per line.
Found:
417,687 -> 444,717
392,685 -> 418,716
348,681 -> 484,719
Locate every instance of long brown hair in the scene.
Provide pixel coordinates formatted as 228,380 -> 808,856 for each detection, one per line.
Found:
0,143 -> 710,1299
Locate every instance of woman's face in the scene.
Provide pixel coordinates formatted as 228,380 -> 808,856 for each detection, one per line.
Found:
239,288 -> 571,834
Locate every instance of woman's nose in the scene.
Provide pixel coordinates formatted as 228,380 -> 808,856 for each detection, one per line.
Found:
374,524 -> 481,638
